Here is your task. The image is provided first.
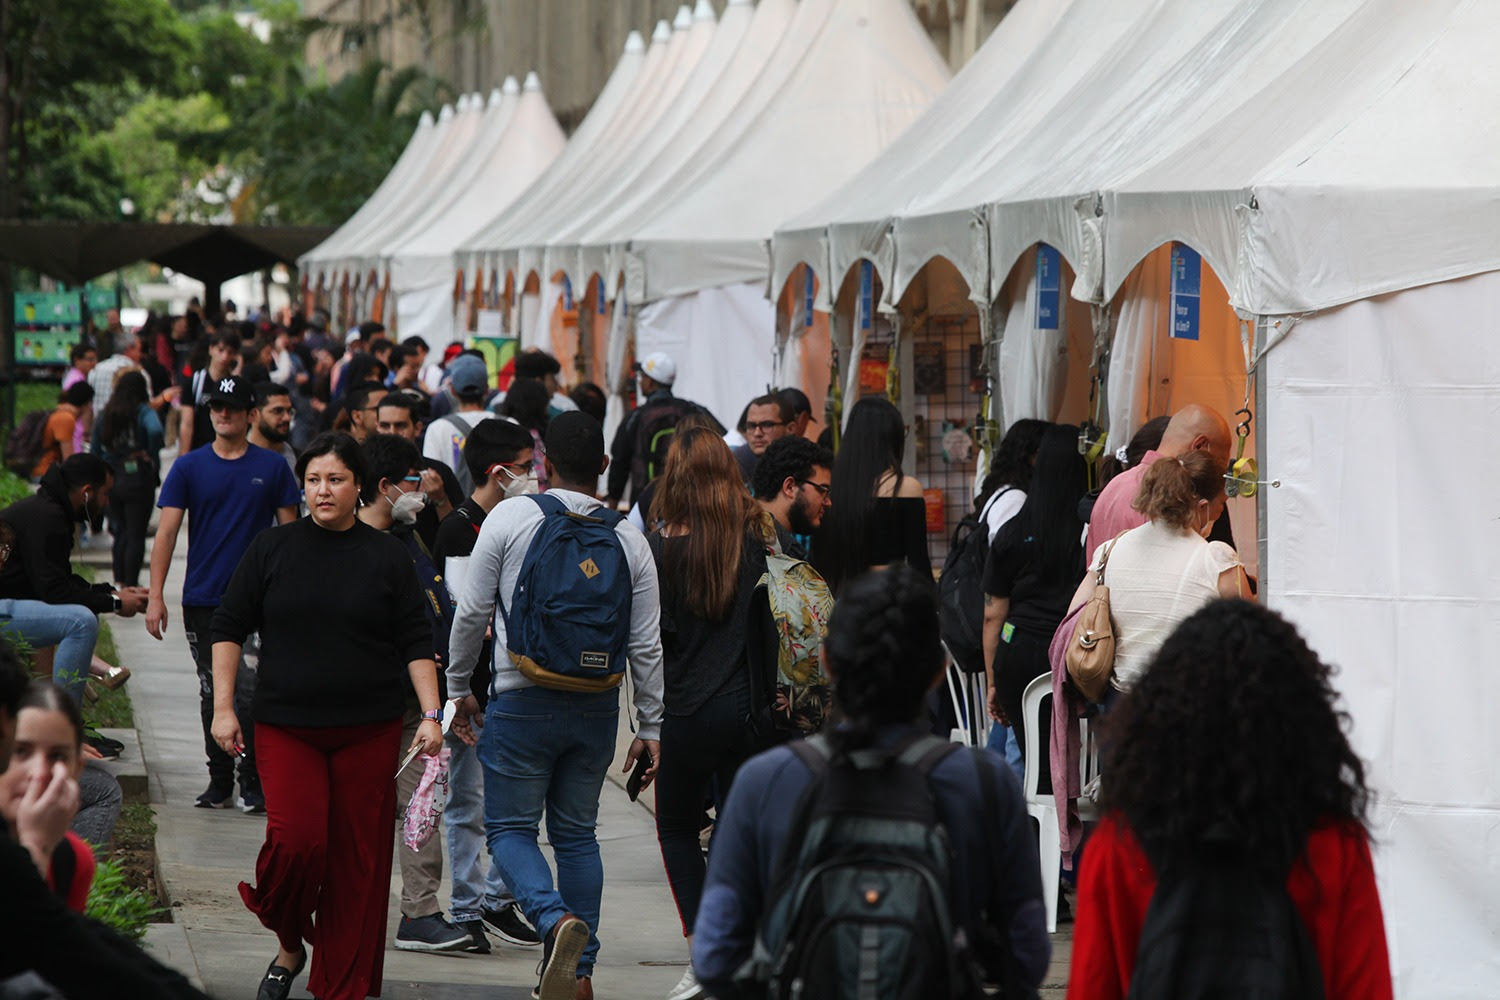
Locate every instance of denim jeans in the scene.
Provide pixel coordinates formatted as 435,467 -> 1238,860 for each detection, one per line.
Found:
479,686 -> 619,976
445,732 -> 515,923
985,721 -> 1025,784
0,600 -> 98,704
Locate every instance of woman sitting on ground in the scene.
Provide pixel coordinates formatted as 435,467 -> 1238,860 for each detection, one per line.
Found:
0,680 -> 95,911
1067,449 -> 1249,697
1068,599 -> 1391,999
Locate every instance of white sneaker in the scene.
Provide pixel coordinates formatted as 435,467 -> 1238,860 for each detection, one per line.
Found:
666,964 -> 704,1000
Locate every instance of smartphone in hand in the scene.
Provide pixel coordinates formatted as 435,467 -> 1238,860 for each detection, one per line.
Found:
626,752 -> 652,802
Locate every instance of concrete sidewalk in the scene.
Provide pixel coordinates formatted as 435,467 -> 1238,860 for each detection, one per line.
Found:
110,546 -> 694,1000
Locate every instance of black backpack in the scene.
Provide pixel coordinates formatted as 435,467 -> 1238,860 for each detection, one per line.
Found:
628,396 -> 697,500
5,409 -> 54,476
939,489 -> 1010,674
738,733 -> 988,1000
1127,833 -> 1325,1000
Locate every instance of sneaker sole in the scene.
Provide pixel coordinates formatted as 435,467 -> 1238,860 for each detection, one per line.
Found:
538,916 -> 588,1000
482,922 -> 542,948
394,936 -> 472,953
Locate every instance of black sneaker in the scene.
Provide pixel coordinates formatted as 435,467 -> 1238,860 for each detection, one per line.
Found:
394,913 -> 471,953
482,901 -> 541,946
85,733 -> 123,759
533,914 -> 588,1000
195,781 -> 234,809
239,789 -> 266,815
458,918 -> 491,954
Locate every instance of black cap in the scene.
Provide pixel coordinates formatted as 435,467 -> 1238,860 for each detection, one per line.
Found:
204,374 -> 253,410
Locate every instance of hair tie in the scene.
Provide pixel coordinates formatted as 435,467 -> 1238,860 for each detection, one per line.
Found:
1114,445 -> 1130,465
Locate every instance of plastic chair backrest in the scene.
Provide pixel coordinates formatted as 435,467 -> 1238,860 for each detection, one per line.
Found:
1020,674 -> 1051,803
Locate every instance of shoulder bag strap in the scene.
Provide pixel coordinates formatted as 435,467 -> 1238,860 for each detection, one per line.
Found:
1096,528 -> 1132,585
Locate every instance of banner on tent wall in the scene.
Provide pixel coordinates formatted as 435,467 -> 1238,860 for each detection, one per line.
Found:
1170,243 -> 1201,341
473,334 -> 517,390
859,260 -> 874,331
804,267 -> 815,328
1035,245 -> 1061,330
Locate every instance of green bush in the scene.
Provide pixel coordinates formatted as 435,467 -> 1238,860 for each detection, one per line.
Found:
84,859 -> 164,941
0,469 -> 30,507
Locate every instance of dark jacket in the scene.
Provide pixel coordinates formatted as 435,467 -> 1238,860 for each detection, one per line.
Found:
0,467 -> 114,613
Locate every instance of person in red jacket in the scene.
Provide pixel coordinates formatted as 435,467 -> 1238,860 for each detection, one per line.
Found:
1068,599 -> 1392,1000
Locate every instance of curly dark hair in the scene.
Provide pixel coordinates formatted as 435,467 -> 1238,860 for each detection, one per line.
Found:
975,418 -> 1048,511
822,565 -> 945,758
1101,599 -> 1370,875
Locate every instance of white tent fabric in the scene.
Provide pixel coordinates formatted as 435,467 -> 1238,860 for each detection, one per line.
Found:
624,0 -> 951,307
386,74 -> 567,343
457,27 -> 649,275
299,107 -> 441,277
633,282 -> 776,431
549,0 -> 783,296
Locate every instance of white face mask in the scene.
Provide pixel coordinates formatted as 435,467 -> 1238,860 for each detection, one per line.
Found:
498,465 -> 540,499
386,488 -> 427,524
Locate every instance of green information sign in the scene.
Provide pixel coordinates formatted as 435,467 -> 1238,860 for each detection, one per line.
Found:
15,292 -> 84,326
15,331 -> 78,366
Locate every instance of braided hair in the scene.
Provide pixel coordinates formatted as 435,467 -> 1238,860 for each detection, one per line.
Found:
822,565 -> 945,756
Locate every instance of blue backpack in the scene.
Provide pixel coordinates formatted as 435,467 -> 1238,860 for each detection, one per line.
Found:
499,493 -> 632,692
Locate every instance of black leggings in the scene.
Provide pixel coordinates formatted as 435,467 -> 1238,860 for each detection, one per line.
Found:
655,683 -> 757,936
107,491 -> 154,586
994,627 -> 1053,794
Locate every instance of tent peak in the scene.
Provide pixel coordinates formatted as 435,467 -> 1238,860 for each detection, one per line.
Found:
523,71 -> 541,92
438,103 -> 454,121
672,5 -> 692,30
486,87 -> 504,106
501,75 -> 520,96
624,29 -> 646,54
651,18 -> 672,43
418,109 -> 434,127
692,0 -> 715,20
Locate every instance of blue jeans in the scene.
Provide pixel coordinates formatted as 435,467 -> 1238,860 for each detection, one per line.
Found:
445,731 -> 515,922
0,600 -> 98,704
479,686 -> 619,976
985,721 -> 1025,784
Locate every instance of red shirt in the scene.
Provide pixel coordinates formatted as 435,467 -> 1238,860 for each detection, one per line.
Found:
46,831 -> 96,913
1068,814 -> 1392,1000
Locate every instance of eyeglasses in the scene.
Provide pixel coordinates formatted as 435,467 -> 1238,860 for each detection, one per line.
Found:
487,462 -> 530,480
798,480 -> 832,498
746,420 -> 786,433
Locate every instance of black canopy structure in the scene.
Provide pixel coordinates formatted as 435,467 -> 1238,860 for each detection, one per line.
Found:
0,219 -> 335,314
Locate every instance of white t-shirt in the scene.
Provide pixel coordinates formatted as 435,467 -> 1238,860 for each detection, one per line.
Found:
1088,520 -> 1241,691
982,486 -> 1027,543
422,409 -> 494,472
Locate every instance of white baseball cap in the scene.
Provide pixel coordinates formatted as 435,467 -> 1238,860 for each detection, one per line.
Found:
636,352 -> 677,386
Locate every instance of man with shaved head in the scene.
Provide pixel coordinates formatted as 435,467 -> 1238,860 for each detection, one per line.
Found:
1085,403 -> 1233,558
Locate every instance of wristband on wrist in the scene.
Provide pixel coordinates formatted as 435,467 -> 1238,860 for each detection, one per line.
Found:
421,707 -> 443,723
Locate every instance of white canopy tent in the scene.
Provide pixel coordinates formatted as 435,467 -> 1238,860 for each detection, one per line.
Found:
384,73 -> 566,344
774,0 -> 1500,991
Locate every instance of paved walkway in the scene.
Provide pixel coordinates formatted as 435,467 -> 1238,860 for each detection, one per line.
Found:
104,541 -> 1072,998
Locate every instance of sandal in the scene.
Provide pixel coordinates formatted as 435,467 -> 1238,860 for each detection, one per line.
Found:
97,665 -> 131,690
256,947 -> 306,1000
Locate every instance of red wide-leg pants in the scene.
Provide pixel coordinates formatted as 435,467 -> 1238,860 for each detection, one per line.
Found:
241,719 -> 402,1000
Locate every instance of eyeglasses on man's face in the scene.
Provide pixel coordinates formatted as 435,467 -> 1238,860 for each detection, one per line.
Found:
798,479 -> 832,498
746,420 -> 786,434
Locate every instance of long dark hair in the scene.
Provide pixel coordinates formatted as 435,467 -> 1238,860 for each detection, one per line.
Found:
1003,423 -> 1087,586
1101,600 -> 1370,874
815,397 -> 906,594
822,565 -> 944,757
97,371 -> 150,451
499,378 -> 550,434
975,418 -> 1048,511
650,427 -> 769,621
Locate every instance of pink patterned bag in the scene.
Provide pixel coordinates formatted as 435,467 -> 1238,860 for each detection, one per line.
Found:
403,747 -> 451,851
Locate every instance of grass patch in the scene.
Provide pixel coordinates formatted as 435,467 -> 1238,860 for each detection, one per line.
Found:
91,684 -> 134,729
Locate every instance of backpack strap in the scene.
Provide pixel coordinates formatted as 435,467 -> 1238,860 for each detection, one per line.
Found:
527,492 -> 567,518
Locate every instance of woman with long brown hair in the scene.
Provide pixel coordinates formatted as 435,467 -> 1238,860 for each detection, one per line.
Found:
648,426 -> 776,1000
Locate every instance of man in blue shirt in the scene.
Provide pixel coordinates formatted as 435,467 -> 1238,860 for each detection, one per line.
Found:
146,374 -> 300,811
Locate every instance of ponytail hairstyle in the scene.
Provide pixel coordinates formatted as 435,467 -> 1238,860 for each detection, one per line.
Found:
1133,449 -> 1224,529
822,565 -> 945,757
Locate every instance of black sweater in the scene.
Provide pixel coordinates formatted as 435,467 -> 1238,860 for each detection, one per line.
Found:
0,468 -> 115,613
212,517 -> 434,726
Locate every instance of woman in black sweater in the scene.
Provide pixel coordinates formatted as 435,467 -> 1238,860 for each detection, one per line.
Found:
648,427 -> 778,1000
209,432 -> 444,1000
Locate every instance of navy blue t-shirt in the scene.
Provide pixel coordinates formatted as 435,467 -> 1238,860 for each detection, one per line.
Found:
157,444 -> 300,606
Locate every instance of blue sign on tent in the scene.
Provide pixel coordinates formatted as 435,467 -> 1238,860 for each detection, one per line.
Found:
1035,244 -> 1061,330
1170,242 -> 1201,341
562,275 -> 574,312
804,267 -> 815,328
859,260 -> 874,331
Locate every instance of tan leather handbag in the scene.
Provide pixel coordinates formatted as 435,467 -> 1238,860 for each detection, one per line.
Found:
1066,532 -> 1127,701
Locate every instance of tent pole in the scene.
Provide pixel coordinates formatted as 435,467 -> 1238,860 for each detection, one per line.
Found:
1254,314 -> 1270,598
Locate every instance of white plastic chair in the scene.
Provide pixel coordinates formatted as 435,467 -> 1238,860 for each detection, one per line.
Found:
1020,673 -> 1100,932
942,643 -> 991,747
